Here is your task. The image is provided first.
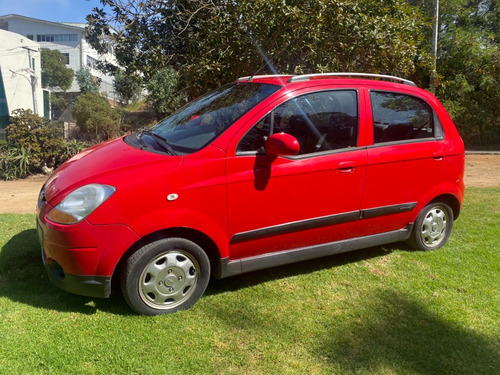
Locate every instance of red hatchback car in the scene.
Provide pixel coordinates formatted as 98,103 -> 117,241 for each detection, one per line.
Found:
37,73 -> 465,315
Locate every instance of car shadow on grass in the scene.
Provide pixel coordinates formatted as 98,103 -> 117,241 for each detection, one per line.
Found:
0,229 -> 133,315
202,246 -> 500,374
315,289 -> 500,374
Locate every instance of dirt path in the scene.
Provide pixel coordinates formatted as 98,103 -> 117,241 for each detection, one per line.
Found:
0,174 -> 47,214
463,154 -> 500,188
0,154 -> 498,214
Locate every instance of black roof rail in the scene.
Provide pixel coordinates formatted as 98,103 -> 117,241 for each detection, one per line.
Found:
288,73 -> 417,86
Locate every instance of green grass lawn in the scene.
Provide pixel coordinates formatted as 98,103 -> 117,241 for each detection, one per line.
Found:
1,188 -> 499,374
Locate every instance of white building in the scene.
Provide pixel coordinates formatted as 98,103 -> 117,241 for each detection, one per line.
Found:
0,14 -> 117,99
0,29 -> 45,136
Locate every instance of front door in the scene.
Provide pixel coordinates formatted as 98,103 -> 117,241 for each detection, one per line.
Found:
225,89 -> 367,260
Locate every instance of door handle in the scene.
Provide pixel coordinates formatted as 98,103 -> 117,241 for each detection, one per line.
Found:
338,161 -> 357,173
433,152 -> 444,160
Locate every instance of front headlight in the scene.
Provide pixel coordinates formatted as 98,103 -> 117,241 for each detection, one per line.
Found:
47,184 -> 116,224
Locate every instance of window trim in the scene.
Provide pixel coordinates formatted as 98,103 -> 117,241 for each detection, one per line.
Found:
236,88 -> 360,157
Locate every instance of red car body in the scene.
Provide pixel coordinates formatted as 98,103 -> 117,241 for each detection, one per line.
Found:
37,74 -> 465,314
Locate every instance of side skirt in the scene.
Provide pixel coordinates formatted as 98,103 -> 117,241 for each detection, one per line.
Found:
216,224 -> 413,279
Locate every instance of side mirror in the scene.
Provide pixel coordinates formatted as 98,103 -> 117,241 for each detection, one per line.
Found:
265,133 -> 300,156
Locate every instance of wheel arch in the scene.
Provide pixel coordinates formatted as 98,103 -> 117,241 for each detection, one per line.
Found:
428,193 -> 461,220
112,227 -> 222,290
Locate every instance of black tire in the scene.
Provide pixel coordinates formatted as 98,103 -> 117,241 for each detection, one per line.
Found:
407,202 -> 454,251
121,237 -> 210,315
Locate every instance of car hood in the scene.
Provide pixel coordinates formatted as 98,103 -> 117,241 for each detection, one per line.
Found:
44,137 -> 182,204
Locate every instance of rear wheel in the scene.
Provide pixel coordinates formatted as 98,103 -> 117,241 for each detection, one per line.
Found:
408,202 -> 453,251
121,238 -> 210,315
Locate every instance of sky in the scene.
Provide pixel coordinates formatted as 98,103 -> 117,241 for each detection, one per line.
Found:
1,0 -> 103,24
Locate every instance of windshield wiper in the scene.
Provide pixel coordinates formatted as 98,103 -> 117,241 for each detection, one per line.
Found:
139,129 -> 177,156
135,130 -> 151,150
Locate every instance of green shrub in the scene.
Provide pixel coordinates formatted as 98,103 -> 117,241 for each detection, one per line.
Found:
6,109 -> 65,168
0,146 -> 33,180
72,92 -> 120,141
60,139 -> 89,161
2,109 -> 89,180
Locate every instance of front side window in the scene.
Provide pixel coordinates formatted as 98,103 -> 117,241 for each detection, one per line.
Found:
238,90 -> 358,155
371,91 -> 437,144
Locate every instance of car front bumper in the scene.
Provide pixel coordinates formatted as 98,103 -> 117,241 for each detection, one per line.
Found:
44,256 -> 112,298
37,202 -> 140,298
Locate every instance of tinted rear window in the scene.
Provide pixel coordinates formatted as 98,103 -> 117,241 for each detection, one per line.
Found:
371,91 -> 436,144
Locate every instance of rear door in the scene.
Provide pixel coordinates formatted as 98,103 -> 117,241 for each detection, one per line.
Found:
358,89 -> 447,236
225,89 -> 367,260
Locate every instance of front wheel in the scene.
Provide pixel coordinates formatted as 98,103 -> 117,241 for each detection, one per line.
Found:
121,238 -> 210,315
408,202 -> 454,251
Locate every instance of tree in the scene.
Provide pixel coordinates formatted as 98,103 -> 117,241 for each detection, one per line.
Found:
145,67 -> 182,117
436,0 -> 499,145
411,0 -> 499,145
40,48 -> 73,91
114,69 -> 143,104
72,92 -> 120,140
87,0 -> 428,99
75,67 -> 100,93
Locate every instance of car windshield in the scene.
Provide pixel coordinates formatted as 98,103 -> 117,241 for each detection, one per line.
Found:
150,82 -> 282,153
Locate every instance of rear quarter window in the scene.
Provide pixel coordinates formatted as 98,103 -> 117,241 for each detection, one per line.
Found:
370,91 -> 443,144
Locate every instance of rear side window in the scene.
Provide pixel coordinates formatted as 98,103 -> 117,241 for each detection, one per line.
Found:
371,91 -> 439,144
238,90 -> 358,154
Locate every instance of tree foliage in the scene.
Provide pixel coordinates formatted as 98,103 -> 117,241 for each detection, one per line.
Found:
145,67 -> 183,118
72,92 -> 120,140
87,0 -> 427,98
40,48 -> 73,91
114,70 -> 143,104
434,0 -> 499,145
75,67 -> 100,93
87,0 -> 499,145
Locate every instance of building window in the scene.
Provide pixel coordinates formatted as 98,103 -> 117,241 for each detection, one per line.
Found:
36,34 -> 78,42
27,34 -> 34,40
37,34 -> 53,42
62,53 -> 70,64
86,55 -> 99,69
